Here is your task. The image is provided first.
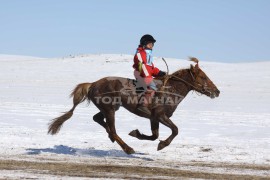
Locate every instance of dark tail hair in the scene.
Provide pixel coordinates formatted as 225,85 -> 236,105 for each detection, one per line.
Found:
48,83 -> 92,135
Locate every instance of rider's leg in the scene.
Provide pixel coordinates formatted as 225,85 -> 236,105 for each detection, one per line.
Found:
137,78 -> 157,115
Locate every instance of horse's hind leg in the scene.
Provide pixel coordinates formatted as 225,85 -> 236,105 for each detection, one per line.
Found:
93,112 -> 114,142
129,119 -> 159,141
106,110 -> 135,154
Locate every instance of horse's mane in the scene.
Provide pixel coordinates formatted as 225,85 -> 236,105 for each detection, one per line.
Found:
154,68 -> 189,81
171,68 -> 190,76
169,57 -> 199,76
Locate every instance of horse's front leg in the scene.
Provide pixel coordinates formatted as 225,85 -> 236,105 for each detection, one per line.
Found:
129,118 -> 159,141
156,114 -> 178,151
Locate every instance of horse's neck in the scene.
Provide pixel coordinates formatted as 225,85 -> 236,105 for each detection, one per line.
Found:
155,70 -> 192,117
168,69 -> 193,98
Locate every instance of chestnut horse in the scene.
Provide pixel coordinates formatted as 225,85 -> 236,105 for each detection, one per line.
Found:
48,58 -> 220,154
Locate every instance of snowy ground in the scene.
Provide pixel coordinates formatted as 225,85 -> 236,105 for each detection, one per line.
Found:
0,54 -> 269,179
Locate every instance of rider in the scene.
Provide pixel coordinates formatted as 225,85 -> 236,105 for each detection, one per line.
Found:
133,34 -> 166,114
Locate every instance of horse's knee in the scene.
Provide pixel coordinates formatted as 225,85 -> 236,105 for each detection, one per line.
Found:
152,134 -> 158,140
151,129 -> 159,140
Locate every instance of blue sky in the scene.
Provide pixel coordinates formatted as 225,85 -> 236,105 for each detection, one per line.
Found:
0,0 -> 269,62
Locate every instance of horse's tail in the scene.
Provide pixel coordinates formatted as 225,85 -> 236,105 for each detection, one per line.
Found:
48,83 -> 92,135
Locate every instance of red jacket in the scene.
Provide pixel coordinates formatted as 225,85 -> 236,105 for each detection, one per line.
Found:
133,46 -> 160,78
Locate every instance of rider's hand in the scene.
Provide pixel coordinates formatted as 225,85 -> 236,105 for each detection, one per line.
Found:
157,70 -> 166,77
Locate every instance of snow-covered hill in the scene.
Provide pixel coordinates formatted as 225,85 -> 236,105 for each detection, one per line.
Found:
0,54 -> 269,178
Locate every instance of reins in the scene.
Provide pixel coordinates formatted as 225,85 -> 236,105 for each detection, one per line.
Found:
161,70 -> 204,93
160,57 -> 204,93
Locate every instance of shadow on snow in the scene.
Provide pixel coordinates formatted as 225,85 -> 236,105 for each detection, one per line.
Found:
26,145 -> 153,161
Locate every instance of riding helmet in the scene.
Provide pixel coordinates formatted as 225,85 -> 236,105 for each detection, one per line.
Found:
140,34 -> 156,46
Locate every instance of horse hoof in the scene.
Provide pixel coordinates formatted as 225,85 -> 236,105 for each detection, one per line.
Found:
157,141 -> 168,151
128,129 -> 140,138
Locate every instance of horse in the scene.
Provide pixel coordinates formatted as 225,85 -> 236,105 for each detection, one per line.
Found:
48,57 -> 220,154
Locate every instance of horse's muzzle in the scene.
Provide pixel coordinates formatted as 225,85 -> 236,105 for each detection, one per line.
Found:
215,89 -> 220,97
208,88 -> 220,99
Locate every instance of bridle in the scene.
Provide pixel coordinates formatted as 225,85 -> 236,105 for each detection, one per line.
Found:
160,58 -> 211,95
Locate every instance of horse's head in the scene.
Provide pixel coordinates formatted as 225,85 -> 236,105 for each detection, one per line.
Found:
189,57 -> 220,98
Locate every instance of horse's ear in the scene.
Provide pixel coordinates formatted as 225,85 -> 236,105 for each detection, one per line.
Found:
189,57 -> 199,64
189,57 -> 199,73
190,64 -> 199,74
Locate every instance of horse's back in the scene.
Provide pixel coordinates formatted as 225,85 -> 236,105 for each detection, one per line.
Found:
91,76 -> 134,94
